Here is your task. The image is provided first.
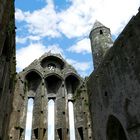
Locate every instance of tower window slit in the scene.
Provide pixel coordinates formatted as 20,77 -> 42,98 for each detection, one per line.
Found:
68,101 -> 76,140
25,98 -> 34,140
48,99 -> 55,140
78,127 -> 84,140
100,30 -> 103,34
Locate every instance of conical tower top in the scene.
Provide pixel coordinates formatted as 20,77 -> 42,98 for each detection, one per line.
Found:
92,20 -> 106,30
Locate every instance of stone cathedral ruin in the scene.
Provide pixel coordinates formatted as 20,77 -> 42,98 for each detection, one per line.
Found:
0,1 -> 140,140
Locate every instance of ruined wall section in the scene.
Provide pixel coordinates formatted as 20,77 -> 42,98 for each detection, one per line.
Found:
74,81 -> 92,140
0,0 -> 16,140
87,9 -> 140,140
9,53 -> 90,140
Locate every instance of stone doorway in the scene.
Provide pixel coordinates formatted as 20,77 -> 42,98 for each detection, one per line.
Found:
107,115 -> 127,140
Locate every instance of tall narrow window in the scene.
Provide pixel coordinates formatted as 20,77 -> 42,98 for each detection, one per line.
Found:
68,101 -> 76,140
25,98 -> 34,140
48,99 -> 55,140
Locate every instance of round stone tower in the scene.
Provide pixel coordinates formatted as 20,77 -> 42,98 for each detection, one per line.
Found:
89,21 -> 113,70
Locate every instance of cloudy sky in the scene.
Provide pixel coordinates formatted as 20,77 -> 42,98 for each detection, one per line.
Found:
15,1 -> 140,139
15,0 -> 140,77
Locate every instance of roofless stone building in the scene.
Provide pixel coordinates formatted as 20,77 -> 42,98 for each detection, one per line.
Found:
1,1 -> 140,140
9,52 -> 92,140
88,8 -> 140,140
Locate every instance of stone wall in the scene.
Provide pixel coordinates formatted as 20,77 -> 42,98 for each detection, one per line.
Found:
0,0 -> 16,140
9,53 -> 91,140
87,9 -> 140,140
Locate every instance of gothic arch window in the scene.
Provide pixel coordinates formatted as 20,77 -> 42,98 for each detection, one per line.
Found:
107,115 -> 127,140
65,74 -> 80,94
45,75 -> 62,94
41,56 -> 65,70
24,71 -> 42,139
25,71 -> 42,92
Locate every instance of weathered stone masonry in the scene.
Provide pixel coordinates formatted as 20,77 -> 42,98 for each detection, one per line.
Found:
0,0 -> 16,140
1,1 -> 140,140
9,53 -> 92,140
87,9 -> 140,140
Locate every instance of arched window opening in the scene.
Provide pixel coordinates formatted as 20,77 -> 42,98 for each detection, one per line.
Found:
65,75 -> 80,94
68,101 -> 76,140
25,98 -> 34,140
25,71 -> 41,92
100,30 -> 103,35
45,75 -> 62,94
48,99 -> 55,140
41,56 -> 65,70
107,115 -> 127,140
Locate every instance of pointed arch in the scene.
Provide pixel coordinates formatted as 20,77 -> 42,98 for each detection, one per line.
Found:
25,69 -> 42,80
45,74 -> 63,94
41,56 -> 65,70
106,115 -> 127,140
25,70 -> 42,92
65,73 -> 81,94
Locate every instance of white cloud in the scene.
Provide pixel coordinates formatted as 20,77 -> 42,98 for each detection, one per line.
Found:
15,9 -> 26,21
58,0 -> 140,37
15,0 -> 140,39
16,43 -> 63,72
15,0 -> 140,70
68,38 -> 91,54
67,58 -> 91,76
15,1 -> 60,38
16,35 -> 41,44
16,37 -> 27,44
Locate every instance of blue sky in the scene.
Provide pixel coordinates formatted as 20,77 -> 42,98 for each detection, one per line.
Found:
15,1 -> 140,139
15,0 -> 140,77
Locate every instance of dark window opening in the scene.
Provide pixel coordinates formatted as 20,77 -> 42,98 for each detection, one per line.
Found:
107,115 -> 127,140
45,75 -> 62,94
57,128 -> 62,140
78,127 -> 84,140
100,30 -> 103,35
65,75 -> 80,94
25,71 -> 41,92
67,128 -> 69,134
34,128 -> 38,139
20,128 -> 24,138
43,129 -> 46,137
105,91 -> 108,96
